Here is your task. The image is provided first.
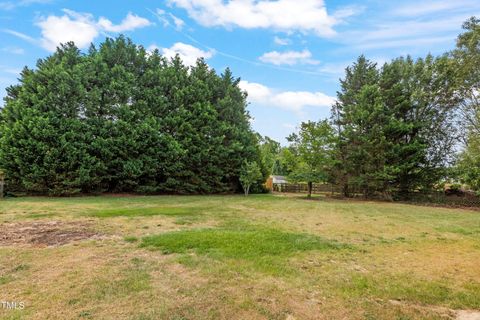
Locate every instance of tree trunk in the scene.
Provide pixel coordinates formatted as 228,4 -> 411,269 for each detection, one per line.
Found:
343,183 -> 349,198
244,184 -> 250,196
307,181 -> 313,198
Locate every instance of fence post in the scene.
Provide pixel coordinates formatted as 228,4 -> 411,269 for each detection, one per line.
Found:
0,171 -> 4,199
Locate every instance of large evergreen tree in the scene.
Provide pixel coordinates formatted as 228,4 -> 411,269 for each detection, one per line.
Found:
331,54 -> 458,198
0,36 -> 260,195
454,17 -> 480,138
380,55 -> 459,195
453,17 -> 480,192
331,56 -> 384,197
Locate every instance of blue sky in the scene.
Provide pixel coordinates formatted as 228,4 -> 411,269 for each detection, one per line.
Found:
1,0 -> 479,143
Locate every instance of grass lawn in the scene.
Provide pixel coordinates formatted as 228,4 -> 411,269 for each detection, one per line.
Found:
1,194 -> 479,319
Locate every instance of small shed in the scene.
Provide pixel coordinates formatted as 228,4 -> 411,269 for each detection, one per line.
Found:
272,175 -> 288,184
265,175 -> 288,190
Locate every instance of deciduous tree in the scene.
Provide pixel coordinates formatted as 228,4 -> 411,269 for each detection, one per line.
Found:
287,120 -> 335,198
239,160 -> 262,196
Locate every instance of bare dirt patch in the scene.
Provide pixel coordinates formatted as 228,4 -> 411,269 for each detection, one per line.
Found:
457,310 -> 480,320
0,220 -> 102,247
388,300 -> 480,320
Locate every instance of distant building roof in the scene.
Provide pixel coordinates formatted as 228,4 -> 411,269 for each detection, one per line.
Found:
272,175 -> 288,184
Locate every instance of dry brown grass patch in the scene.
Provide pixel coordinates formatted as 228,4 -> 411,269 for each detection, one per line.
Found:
0,220 -> 103,247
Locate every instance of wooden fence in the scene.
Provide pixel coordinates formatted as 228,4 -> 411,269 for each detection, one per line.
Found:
272,183 -> 480,207
273,183 -> 340,194
399,191 -> 480,207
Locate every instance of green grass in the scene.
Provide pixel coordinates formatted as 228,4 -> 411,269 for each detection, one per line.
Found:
87,206 -> 198,218
25,213 -> 56,219
93,268 -> 151,299
342,273 -> 480,309
0,275 -> 14,285
1,194 -> 480,319
140,223 -> 347,275
435,224 -> 480,236
124,236 -> 139,243
141,224 -> 344,258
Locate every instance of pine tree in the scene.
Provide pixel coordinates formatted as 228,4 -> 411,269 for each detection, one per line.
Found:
331,54 -> 458,198
0,36 -> 260,195
331,56 -> 384,197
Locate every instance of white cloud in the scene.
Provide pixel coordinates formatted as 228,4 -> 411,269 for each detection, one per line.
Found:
355,17 -> 464,43
97,12 -> 151,32
0,0 -> 52,10
153,9 -> 185,30
273,36 -> 291,46
259,49 -> 319,66
393,0 -> 479,17
167,0 -> 358,37
332,5 -> 365,20
239,80 -> 335,113
2,29 -> 37,44
154,9 -> 171,27
148,42 -> 215,67
1,46 -> 25,54
0,65 -> 21,75
37,10 -> 99,51
340,14 -> 475,51
271,91 -> 335,111
34,9 -> 152,51
318,61 -> 349,78
169,13 -> 185,30
239,80 -> 272,101
357,36 -> 454,50
336,1 -> 480,52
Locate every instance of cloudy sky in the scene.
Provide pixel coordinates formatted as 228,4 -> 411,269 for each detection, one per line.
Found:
1,0 -> 479,143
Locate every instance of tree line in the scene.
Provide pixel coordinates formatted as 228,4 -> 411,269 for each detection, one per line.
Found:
1,18 -> 479,198
260,17 -> 480,199
0,36 -> 267,195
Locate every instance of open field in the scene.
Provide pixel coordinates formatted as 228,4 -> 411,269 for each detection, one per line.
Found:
1,194 -> 480,320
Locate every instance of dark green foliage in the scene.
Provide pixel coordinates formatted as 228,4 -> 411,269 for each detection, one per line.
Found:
457,136 -> 480,192
331,56 -> 384,197
257,135 -> 281,176
454,17 -> 480,192
272,147 -> 297,176
257,134 -> 294,177
454,17 -> 480,137
380,55 -> 459,194
0,36 -> 259,195
331,55 -> 459,197
287,120 -> 335,197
